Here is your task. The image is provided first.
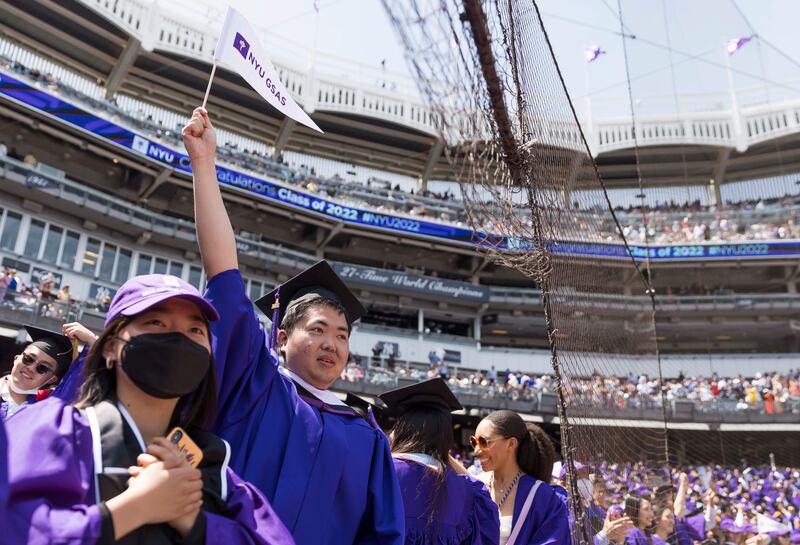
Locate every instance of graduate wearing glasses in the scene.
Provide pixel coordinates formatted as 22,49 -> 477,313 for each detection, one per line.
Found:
183,107 -> 403,545
1,325 -> 75,418
468,411 -> 569,545
378,378 -> 499,545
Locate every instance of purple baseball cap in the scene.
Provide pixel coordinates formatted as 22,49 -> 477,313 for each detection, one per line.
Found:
104,274 -> 219,327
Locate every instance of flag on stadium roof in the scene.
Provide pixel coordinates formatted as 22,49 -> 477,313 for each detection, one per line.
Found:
726,35 -> 753,55
585,45 -> 606,63
213,6 -> 323,133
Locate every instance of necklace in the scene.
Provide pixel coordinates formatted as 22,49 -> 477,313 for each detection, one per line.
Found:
491,471 -> 523,510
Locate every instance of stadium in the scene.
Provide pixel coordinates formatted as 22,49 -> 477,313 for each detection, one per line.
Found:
0,0 -> 798,544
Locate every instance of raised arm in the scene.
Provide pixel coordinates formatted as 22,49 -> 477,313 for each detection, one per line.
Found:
673,472 -> 689,519
183,108 -> 279,420
183,107 -> 238,278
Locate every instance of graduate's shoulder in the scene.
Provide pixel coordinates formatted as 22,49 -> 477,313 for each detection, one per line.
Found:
7,395 -> 83,423
5,396 -> 89,440
520,475 -> 563,504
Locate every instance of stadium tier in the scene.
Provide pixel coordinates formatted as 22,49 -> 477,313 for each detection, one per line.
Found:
1,0 -> 799,504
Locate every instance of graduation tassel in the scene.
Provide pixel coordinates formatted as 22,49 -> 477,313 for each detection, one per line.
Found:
268,286 -> 280,361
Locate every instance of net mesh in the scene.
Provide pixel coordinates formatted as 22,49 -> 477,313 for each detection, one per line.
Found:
382,1 -> 670,541
382,5 -> 800,535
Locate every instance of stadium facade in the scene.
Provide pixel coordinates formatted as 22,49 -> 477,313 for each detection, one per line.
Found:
1,0 -> 798,464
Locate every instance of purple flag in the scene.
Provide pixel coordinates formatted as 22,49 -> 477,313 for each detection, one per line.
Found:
727,36 -> 753,55
585,45 -> 606,63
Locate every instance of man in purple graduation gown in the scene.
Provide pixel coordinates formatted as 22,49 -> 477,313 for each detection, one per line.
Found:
184,108 -> 403,545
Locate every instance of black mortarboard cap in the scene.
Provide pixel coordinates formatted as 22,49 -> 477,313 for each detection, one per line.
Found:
25,324 -> 75,377
378,378 -> 463,416
345,392 -> 375,414
255,261 -> 366,326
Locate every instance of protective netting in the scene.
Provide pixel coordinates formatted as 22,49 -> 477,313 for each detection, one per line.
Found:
381,3 -> 800,538
382,1 -> 669,542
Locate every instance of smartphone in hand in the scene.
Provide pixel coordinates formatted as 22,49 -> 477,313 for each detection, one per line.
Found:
167,426 -> 204,468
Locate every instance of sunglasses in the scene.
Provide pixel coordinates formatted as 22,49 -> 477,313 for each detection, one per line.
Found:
469,435 -> 503,450
21,353 -> 55,376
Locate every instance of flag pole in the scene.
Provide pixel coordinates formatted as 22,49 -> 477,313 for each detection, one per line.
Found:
202,62 -> 217,110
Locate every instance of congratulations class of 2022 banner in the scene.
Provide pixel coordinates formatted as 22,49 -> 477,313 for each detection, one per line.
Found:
1,71 -> 798,262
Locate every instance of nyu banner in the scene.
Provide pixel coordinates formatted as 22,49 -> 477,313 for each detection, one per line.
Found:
213,7 -> 322,133
2,70 -> 800,262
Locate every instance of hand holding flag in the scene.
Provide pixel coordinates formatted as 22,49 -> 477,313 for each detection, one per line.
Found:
182,107 -> 217,163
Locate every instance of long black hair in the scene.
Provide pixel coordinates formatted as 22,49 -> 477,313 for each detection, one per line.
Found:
625,495 -> 653,535
390,405 -> 453,533
484,410 -> 555,482
74,316 -> 217,430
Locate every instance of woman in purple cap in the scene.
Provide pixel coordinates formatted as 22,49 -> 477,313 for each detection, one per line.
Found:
470,410 -> 569,545
3,274 -> 294,545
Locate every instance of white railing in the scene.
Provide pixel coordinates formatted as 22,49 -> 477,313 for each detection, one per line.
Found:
39,1 -> 800,157
77,0 -> 441,137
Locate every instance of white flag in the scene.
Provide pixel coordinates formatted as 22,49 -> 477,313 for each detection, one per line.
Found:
213,7 -> 322,133
756,513 -> 791,535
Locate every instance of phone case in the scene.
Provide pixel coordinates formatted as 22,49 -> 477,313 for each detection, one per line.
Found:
167,426 -> 204,468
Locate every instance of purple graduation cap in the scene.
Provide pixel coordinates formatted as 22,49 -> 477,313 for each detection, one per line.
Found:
255,261 -> 367,356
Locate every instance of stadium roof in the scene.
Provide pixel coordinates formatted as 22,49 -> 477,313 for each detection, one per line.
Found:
5,0 -> 800,193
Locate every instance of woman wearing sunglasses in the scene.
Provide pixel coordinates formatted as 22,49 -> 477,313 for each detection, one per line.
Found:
469,410 -> 569,545
4,274 -> 293,545
1,323 -> 94,418
378,378 -> 499,545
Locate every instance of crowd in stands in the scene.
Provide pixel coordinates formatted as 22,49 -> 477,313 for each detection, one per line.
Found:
571,462 -> 799,545
341,359 -> 800,415
0,267 -> 109,320
3,53 -> 800,247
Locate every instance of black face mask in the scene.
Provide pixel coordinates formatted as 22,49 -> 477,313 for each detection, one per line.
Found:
118,332 -> 211,399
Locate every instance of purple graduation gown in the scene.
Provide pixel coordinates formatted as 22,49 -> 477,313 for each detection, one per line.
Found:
511,476 -> 570,545
0,416 -> 7,516
3,397 -> 294,545
204,270 -> 404,545
624,528 -> 652,545
51,346 -> 89,404
393,458 -> 499,545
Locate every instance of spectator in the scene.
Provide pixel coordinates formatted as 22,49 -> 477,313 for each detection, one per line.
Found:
56,285 -> 71,302
438,360 -> 449,380
38,271 -> 56,298
487,365 -> 497,385
23,153 -> 38,168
